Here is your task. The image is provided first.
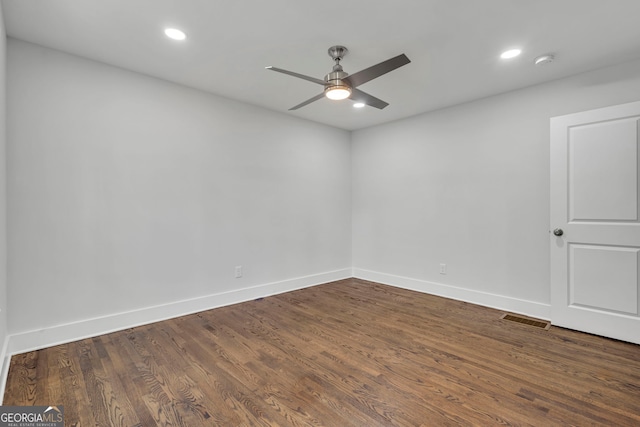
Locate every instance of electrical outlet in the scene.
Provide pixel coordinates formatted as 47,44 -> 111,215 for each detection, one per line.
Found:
439,263 -> 447,274
235,265 -> 243,278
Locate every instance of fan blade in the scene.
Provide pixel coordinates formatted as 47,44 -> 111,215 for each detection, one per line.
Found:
350,89 -> 389,109
289,92 -> 325,110
343,54 -> 410,88
266,66 -> 326,86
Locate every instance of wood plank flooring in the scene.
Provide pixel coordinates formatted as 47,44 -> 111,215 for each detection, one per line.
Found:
4,278 -> 640,426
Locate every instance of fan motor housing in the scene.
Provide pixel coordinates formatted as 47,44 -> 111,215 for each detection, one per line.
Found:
324,70 -> 349,86
324,69 -> 351,98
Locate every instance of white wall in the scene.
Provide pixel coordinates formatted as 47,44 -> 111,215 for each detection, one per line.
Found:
6,34 -> 640,356
0,3 -> 8,362
352,58 -> 640,318
6,39 -> 351,346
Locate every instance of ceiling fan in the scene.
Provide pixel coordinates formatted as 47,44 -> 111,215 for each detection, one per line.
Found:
266,45 -> 410,110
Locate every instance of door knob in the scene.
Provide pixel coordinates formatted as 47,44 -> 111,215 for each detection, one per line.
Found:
553,228 -> 563,236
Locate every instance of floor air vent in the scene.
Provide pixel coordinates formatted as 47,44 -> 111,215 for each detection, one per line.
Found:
500,313 -> 550,330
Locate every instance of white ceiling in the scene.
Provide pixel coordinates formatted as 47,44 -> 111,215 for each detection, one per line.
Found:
3,0 -> 640,131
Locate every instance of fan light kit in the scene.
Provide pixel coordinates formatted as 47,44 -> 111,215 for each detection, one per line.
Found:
325,85 -> 351,100
266,45 -> 410,110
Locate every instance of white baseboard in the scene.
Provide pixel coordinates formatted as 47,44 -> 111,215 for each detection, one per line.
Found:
0,335 -> 8,405
352,268 -> 551,320
5,268 -> 352,358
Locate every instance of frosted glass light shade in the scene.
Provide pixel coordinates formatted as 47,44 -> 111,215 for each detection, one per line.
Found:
325,86 -> 351,100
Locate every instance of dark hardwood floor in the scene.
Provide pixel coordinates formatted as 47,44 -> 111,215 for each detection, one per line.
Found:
4,278 -> 640,426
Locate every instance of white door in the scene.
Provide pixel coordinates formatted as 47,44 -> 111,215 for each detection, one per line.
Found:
550,101 -> 640,345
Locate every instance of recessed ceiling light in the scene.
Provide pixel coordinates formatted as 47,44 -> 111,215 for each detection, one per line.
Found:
353,102 -> 365,108
164,28 -> 186,41
500,49 -> 521,59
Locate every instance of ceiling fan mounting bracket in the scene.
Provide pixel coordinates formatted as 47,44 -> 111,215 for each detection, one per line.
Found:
328,45 -> 348,62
